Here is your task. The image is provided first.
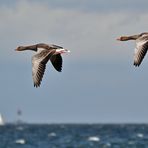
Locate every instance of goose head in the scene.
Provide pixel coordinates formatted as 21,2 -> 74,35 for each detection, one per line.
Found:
117,34 -> 140,41
117,32 -> 148,41
15,46 -> 26,51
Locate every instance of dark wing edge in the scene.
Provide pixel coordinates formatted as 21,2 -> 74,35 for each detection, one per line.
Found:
50,54 -> 63,72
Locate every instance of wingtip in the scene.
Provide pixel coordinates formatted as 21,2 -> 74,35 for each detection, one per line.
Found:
57,69 -> 62,72
34,84 -> 40,88
133,63 -> 140,67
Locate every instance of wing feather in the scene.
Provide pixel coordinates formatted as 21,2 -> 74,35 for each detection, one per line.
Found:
134,40 -> 148,66
32,50 -> 53,87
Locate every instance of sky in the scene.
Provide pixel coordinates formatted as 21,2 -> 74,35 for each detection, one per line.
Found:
1,0 -> 148,123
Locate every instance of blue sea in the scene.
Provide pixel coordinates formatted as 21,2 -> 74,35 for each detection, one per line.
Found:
0,124 -> 148,148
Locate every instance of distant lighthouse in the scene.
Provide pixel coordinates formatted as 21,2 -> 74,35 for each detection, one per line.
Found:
17,109 -> 22,124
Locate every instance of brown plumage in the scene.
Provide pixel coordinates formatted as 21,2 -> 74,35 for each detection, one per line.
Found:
117,32 -> 148,66
15,43 -> 70,87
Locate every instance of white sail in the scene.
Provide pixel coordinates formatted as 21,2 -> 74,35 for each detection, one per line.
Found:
0,114 -> 5,126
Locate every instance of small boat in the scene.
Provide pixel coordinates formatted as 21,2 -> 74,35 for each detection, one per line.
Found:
0,114 -> 5,126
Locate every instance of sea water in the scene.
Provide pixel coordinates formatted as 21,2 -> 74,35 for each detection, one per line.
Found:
0,124 -> 148,148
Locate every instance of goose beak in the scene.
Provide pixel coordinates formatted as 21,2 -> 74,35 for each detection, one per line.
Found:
116,37 -> 121,41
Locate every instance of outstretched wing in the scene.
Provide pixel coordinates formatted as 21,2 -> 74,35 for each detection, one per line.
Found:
32,50 -> 53,87
32,59 -> 46,87
50,54 -> 62,72
134,40 -> 148,66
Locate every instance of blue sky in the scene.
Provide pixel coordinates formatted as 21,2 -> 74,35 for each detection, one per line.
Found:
1,0 -> 148,123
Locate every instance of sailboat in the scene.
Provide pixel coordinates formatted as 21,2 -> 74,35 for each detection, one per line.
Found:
0,114 -> 5,126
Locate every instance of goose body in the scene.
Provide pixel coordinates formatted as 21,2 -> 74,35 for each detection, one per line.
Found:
15,43 -> 70,87
117,32 -> 148,66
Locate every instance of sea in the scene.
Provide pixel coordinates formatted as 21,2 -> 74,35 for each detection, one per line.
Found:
0,124 -> 148,148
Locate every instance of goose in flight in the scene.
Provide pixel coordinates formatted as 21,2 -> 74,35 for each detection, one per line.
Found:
117,32 -> 148,66
15,43 -> 70,87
